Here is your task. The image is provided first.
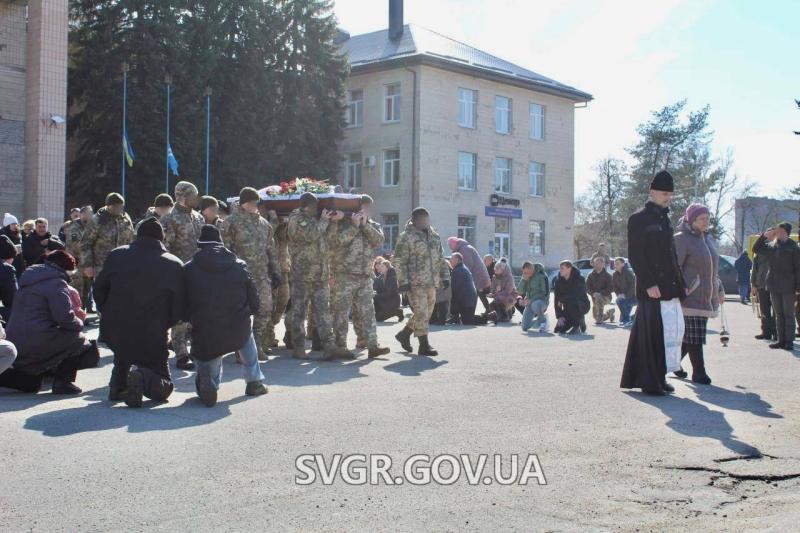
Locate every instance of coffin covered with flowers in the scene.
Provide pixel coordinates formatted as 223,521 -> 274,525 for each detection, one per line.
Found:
227,178 -> 362,216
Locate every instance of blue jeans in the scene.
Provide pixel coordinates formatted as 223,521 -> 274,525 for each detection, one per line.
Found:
193,332 -> 264,389
738,283 -> 750,301
616,296 -> 636,323
521,300 -> 548,331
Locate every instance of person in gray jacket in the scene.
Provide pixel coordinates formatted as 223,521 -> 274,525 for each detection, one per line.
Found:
751,236 -> 775,341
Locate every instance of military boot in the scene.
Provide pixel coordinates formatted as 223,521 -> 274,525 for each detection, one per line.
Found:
324,344 -> 354,361
418,335 -> 438,356
368,344 -> 391,358
395,326 -> 413,352
355,338 -> 369,350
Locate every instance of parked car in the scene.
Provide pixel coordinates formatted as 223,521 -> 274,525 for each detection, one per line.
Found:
718,255 -> 737,295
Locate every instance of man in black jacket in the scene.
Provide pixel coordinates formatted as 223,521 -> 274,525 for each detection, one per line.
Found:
752,222 -> 800,350
751,232 -> 775,341
94,217 -> 185,407
184,225 -> 267,406
22,218 -> 64,266
620,170 -> 687,396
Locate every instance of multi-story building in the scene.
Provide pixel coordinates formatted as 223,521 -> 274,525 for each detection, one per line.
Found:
735,196 -> 799,248
337,1 -> 592,268
0,0 -> 68,225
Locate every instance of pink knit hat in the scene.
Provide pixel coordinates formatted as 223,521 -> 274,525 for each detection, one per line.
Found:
447,236 -> 460,252
685,203 -> 710,225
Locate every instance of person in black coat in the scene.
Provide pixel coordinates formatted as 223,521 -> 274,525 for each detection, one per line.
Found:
184,225 -> 267,406
1,215 -> 25,278
94,218 -> 185,407
22,218 -> 64,267
373,260 -> 403,322
620,171 -> 687,396
448,253 -> 487,325
553,261 -> 590,334
752,222 -> 800,350
0,235 -> 18,323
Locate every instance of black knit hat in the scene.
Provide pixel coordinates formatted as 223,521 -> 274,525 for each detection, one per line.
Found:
650,170 -> 674,192
0,235 -> 15,260
778,221 -> 793,235
199,195 -> 219,212
197,224 -> 222,245
299,192 -> 318,207
239,187 -> 261,205
105,192 -> 125,206
137,217 -> 164,241
154,193 -> 174,208
411,207 -> 430,219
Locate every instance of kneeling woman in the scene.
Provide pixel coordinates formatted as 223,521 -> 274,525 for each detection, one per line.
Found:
0,251 -> 98,394
554,260 -> 590,334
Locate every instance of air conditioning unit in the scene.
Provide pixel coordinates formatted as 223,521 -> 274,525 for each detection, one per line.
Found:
364,155 -> 377,168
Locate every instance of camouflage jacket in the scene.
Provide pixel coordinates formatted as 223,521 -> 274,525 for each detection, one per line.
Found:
81,207 -> 135,270
161,203 -> 204,263
331,217 -> 384,277
134,207 -> 161,232
220,209 -> 278,281
393,220 -> 450,288
62,219 -> 88,260
287,209 -> 337,282
274,219 -> 291,274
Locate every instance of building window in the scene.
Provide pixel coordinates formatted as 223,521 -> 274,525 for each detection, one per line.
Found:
529,220 -> 545,256
345,152 -> 362,190
384,83 -> 400,122
530,103 -> 544,140
529,161 -> 545,197
345,89 -> 363,127
383,214 -> 399,252
494,217 -> 511,263
458,88 -> 477,128
457,215 -> 477,245
382,149 -> 400,186
458,151 -> 477,191
495,96 -> 512,134
495,157 -> 512,194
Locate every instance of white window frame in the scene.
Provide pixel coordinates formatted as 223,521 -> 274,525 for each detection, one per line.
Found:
529,102 -> 545,140
529,220 -> 545,256
345,89 -> 363,128
384,83 -> 401,123
345,152 -> 362,190
495,95 -> 512,134
382,149 -> 400,187
458,151 -> 477,191
529,161 -> 545,197
383,213 -> 399,252
458,88 -> 477,128
494,157 -> 512,195
457,215 -> 477,245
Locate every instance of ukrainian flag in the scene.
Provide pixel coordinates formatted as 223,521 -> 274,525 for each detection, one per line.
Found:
123,129 -> 135,168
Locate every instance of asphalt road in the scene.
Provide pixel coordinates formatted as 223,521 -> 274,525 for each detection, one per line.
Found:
1,298 -> 798,532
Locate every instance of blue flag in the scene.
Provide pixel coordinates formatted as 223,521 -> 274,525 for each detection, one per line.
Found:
123,129 -> 135,167
167,144 -> 179,176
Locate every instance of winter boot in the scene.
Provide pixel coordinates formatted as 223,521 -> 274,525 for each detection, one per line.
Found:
395,326 -> 413,352
245,381 -> 268,396
368,344 -> 391,358
418,335 -> 438,356
687,344 -> 711,385
52,379 -> 82,395
195,371 -> 217,407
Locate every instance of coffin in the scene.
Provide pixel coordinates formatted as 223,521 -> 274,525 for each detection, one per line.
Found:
226,190 -> 363,216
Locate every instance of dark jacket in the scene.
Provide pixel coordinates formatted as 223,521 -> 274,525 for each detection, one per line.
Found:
585,269 -> 613,297
626,201 -> 686,301
750,249 -> 769,289
0,262 -> 18,323
1,225 -> 25,277
612,264 -> 636,297
22,231 -> 64,266
734,252 -> 752,285
752,235 -> 800,294
5,263 -> 85,375
554,269 -> 590,318
94,237 -> 185,365
373,266 -> 401,316
450,262 -> 478,314
184,243 -> 259,361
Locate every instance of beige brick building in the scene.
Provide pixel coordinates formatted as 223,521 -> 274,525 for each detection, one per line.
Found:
0,0 -> 68,226
337,12 -> 591,269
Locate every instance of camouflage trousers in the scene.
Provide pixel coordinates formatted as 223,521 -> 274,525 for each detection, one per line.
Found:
171,321 -> 192,357
290,279 -> 333,348
252,277 -> 273,352
407,286 -> 437,337
267,275 -> 290,344
331,274 -> 377,348
70,270 -> 91,310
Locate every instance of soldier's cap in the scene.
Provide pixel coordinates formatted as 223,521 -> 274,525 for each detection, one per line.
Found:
105,192 -> 125,206
411,207 -> 429,219
199,195 -> 219,212
154,193 -> 174,208
174,181 -> 199,199
359,194 -> 374,206
239,187 -> 261,205
79,205 -> 94,214
137,217 -> 164,242
218,200 -> 230,214
299,192 -> 318,206
197,224 -> 222,246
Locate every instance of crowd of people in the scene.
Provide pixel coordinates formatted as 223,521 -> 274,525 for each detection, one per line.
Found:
0,170 -> 797,405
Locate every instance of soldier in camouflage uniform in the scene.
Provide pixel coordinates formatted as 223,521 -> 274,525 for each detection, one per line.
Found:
136,194 -> 174,231
330,195 -> 390,358
199,196 -> 223,227
63,206 -> 93,311
287,193 -> 350,360
81,193 -> 135,281
221,187 -> 282,360
393,207 -> 451,356
161,181 -> 205,371
267,210 -> 291,348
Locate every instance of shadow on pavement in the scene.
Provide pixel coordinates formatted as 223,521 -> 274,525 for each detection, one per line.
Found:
256,354 -> 373,388
626,392 -> 761,456
686,383 -> 782,418
383,355 -> 448,377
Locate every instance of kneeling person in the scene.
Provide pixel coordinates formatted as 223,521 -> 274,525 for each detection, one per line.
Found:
185,225 -> 267,406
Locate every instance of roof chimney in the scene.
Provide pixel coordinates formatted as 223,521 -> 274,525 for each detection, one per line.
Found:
389,0 -> 404,41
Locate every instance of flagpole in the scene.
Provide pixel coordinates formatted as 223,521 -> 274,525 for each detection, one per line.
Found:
205,86 -> 212,195
165,73 -> 172,193
121,62 -> 129,198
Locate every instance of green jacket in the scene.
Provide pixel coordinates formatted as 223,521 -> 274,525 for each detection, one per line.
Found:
516,263 -> 549,301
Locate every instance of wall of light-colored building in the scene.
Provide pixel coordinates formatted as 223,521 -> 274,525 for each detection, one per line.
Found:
735,197 -> 800,247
